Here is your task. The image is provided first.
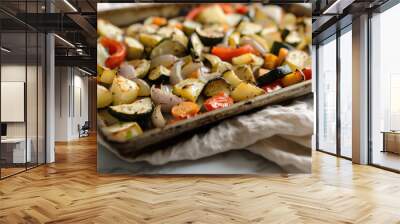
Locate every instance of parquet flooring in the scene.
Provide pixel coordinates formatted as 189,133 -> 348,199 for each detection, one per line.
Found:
1,135 -> 400,223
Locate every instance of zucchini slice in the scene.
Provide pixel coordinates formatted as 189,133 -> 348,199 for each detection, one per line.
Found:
183,20 -> 201,36
150,39 -> 187,59
109,97 -> 153,121
231,82 -> 265,102
222,70 -> 243,88
139,33 -> 163,48
110,75 -> 140,105
129,59 -> 150,79
203,78 -> 231,97
189,33 -> 204,60
256,64 -> 292,86
97,85 -> 113,109
124,37 -> 144,60
102,122 -> 143,142
148,65 -> 171,83
173,78 -> 206,102
195,26 -> 224,46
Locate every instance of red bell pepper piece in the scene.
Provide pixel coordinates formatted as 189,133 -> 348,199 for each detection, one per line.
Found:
302,68 -> 312,80
211,44 -> 258,61
100,37 -> 126,69
261,81 -> 282,93
186,6 -> 205,20
235,4 -> 248,14
204,92 -> 234,112
219,3 -> 234,14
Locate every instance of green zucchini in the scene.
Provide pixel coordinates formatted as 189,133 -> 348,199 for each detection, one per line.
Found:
189,33 -> 204,60
109,97 -> 153,122
195,26 -> 224,46
148,65 -> 171,83
256,64 -> 292,86
222,70 -> 243,88
124,37 -> 144,60
150,39 -> 187,59
102,122 -> 143,142
203,78 -> 231,97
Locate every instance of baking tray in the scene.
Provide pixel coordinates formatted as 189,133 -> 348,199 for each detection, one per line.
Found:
97,3 -> 313,158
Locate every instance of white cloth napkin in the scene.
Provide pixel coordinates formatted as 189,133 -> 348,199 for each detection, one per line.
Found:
126,97 -> 314,172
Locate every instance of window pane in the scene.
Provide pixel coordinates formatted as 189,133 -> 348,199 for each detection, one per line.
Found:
340,29 -> 352,158
318,37 -> 337,154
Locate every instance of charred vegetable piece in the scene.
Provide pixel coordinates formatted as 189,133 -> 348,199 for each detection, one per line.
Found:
148,65 -> 171,83
102,122 -> 143,142
270,41 -> 294,55
281,70 -> 304,87
203,78 -> 231,97
124,37 -> 144,60
222,70 -> 243,88
173,78 -> 205,102
171,101 -> 200,119
97,85 -> 113,109
110,75 -> 140,105
150,39 -> 187,59
100,37 -> 127,69
190,33 -> 204,60
195,26 -> 224,46
109,97 -> 153,121
231,82 -> 265,102
234,65 -> 255,83
204,92 -> 234,112
256,64 -> 292,86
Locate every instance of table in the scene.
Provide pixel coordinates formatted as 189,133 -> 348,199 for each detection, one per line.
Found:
381,131 -> 400,154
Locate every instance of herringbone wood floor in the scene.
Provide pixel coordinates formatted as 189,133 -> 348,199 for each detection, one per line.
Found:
0,135 -> 400,224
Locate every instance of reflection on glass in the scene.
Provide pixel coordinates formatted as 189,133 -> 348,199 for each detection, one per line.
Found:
318,37 -> 337,154
371,3 -> 400,171
340,29 -> 352,158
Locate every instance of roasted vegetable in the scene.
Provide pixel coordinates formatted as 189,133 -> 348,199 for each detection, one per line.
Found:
97,43 -> 109,68
302,68 -> 312,80
231,82 -> 265,102
190,33 -> 204,60
171,101 -> 200,119
151,85 -> 184,112
211,45 -> 257,61
110,75 -> 140,105
261,81 -> 282,93
256,64 -> 292,86
234,65 -> 255,83
100,37 -> 127,69
196,26 -> 224,46
237,21 -> 262,35
270,41 -> 294,55
263,53 -> 279,70
197,5 -> 226,24
129,59 -> 150,79
150,39 -> 187,59
109,97 -> 153,121
97,19 -> 123,41
281,70 -> 304,87
173,78 -> 206,102
222,70 -> 243,88
97,85 -> 113,109
152,105 -> 166,128
148,65 -> 171,83
203,78 -> 231,97
139,33 -> 163,48
284,50 -> 310,70
276,47 -> 289,67
204,92 -> 234,112
133,78 -> 151,96
102,122 -> 143,142
183,20 -> 201,35
124,36 -> 144,59
98,68 -> 117,86
232,53 -> 263,68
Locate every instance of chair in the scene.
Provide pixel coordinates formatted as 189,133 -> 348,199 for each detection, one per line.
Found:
78,121 -> 90,138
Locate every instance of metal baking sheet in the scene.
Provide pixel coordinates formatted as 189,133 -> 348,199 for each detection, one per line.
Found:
97,3 -> 313,158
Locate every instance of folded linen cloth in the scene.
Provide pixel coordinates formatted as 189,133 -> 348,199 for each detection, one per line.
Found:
101,96 -> 314,173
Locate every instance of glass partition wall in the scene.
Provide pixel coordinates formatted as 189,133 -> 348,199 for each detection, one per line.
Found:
0,2 -> 46,179
370,2 -> 400,171
316,26 -> 352,159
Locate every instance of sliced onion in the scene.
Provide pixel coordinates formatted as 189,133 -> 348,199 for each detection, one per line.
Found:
118,62 -> 136,80
181,62 -> 201,78
200,72 -> 221,82
240,37 -> 267,55
150,54 -> 178,69
151,85 -> 184,112
152,105 -> 166,128
170,60 -> 184,85
133,78 -> 151,96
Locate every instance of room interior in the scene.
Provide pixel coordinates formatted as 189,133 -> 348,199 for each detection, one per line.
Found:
0,0 -> 400,223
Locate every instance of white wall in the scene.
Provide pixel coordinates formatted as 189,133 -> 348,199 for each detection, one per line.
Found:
54,67 -> 89,141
